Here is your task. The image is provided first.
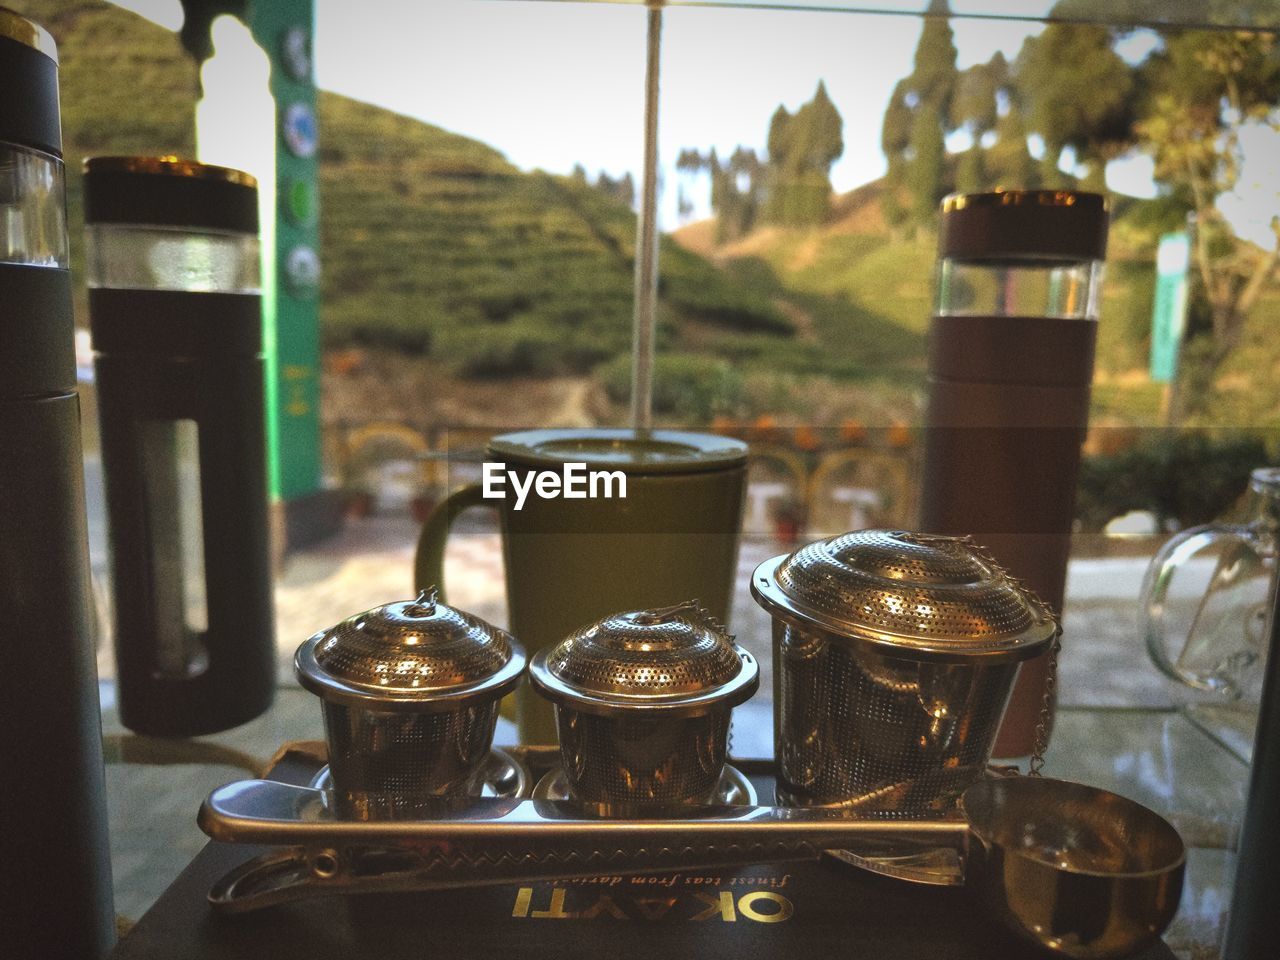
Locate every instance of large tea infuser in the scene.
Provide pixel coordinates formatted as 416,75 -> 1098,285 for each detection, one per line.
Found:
752,530 -> 1058,814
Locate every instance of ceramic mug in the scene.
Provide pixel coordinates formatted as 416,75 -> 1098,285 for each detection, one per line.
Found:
415,428 -> 748,743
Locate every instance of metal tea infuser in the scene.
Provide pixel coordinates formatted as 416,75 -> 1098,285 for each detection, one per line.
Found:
528,602 -> 759,812
204,581 -> 1180,957
752,530 -> 1059,814
294,589 -> 526,819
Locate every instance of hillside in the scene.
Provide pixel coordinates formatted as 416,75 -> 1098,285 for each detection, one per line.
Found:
315,91 -> 795,379
314,94 -> 925,424
36,2 -> 1262,430
675,181 -> 1280,429
14,0 -> 926,428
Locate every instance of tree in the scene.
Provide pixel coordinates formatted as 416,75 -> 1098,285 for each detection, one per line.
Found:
675,148 -> 703,173
986,98 -> 1038,190
674,148 -> 705,224
1016,19 -> 1136,192
881,78 -> 913,166
594,171 -> 635,207
955,143 -> 985,194
908,101 -> 947,226
1136,30 -> 1280,376
897,0 -> 958,227
727,147 -> 763,237
804,80 -> 845,167
707,147 -> 723,214
949,54 -> 1003,194
677,186 -> 694,222
703,146 -> 764,243
716,148 -> 760,241
767,104 -> 792,167
880,78 -> 914,230
763,81 -> 844,227
951,56 -> 1000,138
912,0 -> 959,117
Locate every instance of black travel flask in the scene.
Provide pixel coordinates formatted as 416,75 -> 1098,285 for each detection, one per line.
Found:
919,191 -> 1109,757
84,156 -> 275,736
0,9 -> 116,959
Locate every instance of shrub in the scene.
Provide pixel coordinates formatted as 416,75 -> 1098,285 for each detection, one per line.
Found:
597,354 -> 745,423
1076,431 -> 1272,532
437,316 -> 564,378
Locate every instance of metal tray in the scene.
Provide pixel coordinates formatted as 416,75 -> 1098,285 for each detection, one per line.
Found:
200,743 -> 973,913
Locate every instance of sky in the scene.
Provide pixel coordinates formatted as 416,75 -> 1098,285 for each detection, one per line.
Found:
108,0 -> 1052,219
110,0 -> 1279,245
305,2 -> 1044,198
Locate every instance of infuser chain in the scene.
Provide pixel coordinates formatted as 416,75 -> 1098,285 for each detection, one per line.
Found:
1028,624 -> 1061,777
991,573 -> 1059,778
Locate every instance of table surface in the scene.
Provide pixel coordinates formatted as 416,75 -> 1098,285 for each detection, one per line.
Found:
101,685 -> 1247,959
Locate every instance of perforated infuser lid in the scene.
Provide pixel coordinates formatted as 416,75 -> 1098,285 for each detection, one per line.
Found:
295,589 -> 526,710
752,530 -> 1056,661
528,602 -> 758,717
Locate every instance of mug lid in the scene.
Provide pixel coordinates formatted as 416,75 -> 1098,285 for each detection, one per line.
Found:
295,589 -> 526,711
488,428 -> 746,475
752,530 -> 1056,662
529,602 -> 758,717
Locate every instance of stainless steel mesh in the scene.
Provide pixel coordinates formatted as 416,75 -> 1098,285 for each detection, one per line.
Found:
773,530 -> 1048,651
542,603 -> 744,700
322,700 -> 500,819
753,531 -> 1056,817
309,591 -> 514,693
529,602 -> 758,810
772,620 -> 1021,815
295,590 -> 525,817
555,707 -> 730,809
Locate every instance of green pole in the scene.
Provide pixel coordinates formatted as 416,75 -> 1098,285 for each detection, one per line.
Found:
247,0 -> 321,503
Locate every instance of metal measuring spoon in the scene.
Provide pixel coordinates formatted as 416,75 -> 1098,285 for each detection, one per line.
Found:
201,774 -> 1184,958
961,777 -> 1184,958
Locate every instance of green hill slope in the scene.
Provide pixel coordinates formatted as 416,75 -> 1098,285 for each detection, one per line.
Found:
677,183 -> 1280,428
11,0 -> 804,388
316,92 -> 794,377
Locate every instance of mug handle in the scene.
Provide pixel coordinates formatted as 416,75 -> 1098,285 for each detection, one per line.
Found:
413,484 -> 496,601
1141,522 -> 1263,691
